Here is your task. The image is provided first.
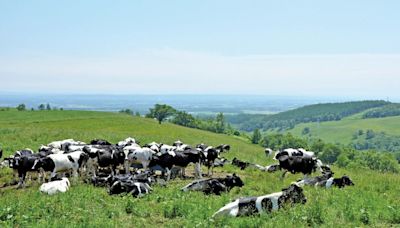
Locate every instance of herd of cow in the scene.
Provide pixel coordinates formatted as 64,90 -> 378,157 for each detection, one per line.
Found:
0,137 -> 354,217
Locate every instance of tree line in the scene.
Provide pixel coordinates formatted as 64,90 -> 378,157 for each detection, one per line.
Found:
16,103 -> 63,111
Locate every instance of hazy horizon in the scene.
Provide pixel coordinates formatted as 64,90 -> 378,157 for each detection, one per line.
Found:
1,1 -> 399,98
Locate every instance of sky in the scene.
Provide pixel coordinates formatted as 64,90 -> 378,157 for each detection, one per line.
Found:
0,0 -> 399,99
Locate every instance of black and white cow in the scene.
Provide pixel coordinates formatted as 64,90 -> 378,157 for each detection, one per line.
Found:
149,149 -> 203,180
181,174 -> 244,195
117,137 -> 137,147
274,148 -> 315,161
212,183 -> 307,217
199,146 -> 219,176
297,173 -> 354,189
108,180 -> 152,197
231,157 -> 250,170
32,151 -> 89,180
277,155 -> 322,179
265,148 -> 273,157
215,144 -> 230,153
90,139 -> 112,146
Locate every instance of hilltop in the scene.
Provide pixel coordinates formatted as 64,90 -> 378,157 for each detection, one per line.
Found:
0,109 -> 399,227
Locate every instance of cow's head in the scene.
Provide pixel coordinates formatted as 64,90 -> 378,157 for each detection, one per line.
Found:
224,173 -> 244,188
32,157 -> 52,170
336,175 -> 355,188
281,183 -> 307,205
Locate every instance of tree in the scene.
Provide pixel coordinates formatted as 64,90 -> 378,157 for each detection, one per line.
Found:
251,128 -> 262,144
172,111 -> 198,128
46,103 -> 51,110
119,109 -> 133,115
302,127 -> 310,135
146,104 -> 176,124
135,112 -> 141,117
38,104 -> 45,110
16,104 -> 26,111
215,112 -> 225,133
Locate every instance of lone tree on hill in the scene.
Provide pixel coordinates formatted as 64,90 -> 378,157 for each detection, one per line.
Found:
16,104 -> 26,111
251,128 -> 262,144
38,104 -> 45,110
146,104 -> 176,124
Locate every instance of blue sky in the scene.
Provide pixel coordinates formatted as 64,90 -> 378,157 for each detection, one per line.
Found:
1,1 -> 399,98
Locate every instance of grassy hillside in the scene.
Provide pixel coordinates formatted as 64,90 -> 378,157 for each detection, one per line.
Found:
289,115 -> 400,144
0,110 -> 399,227
226,100 -> 390,132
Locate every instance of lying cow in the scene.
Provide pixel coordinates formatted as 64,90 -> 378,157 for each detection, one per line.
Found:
231,158 -> 250,170
182,174 -> 244,195
108,180 -> 152,198
40,177 -> 70,195
297,173 -> 354,189
212,183 -> 306,217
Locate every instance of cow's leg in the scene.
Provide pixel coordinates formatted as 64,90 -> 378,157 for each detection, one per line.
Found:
280,170 -> 287,180
17,171 -> 25,189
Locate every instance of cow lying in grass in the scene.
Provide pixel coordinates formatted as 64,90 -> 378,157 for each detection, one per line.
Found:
181,174 -> 244,195
212,183 -> 306,217
108,180 -> 152,198
40,177 -> 70,195
296,171 -> 355,188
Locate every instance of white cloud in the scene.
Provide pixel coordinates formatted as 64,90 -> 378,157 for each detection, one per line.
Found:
0,49 -> 399,98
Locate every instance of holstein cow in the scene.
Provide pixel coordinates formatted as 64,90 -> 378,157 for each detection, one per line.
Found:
199,146 -> 219,176
265,148 -> 273,157
212,183 -> 306,217
117,137 -> 137,147
181,174 -> 244,195
90,139 -> 112,146
125,147 -> 155,173
39,177 -> 70,195
149,149 -> 203,181
108,180 -> 152,198
32,151 -> 89,180
297,172 -> 355,189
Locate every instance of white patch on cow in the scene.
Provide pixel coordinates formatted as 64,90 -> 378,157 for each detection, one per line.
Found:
255,192 -> 283,213
212,199 -> 240,217
39,178 -> 70,195
325,177 -> 334,188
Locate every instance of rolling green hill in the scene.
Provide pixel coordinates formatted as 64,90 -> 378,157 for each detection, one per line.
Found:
0,110 -> 399,227
226,100 -> 390,132
288,115 -> 400,144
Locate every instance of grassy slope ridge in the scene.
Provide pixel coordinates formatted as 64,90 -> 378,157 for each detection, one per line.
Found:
289,115 -> 400,144
0,110 -> 399,227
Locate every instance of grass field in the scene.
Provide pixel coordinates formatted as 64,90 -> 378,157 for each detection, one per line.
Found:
0,110 -> 399,227
288,115 -> 400,144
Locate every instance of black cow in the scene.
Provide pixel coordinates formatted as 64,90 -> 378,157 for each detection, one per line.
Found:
213,183 -> 306,217
182,174 -> 244,195
277,155 -> 321,179
12,153 -> 44,188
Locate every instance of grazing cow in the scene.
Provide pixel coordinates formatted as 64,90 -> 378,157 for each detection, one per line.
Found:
231,157 -> 250,170
182,174 -> 244,195
212,183 -> 306,217
39,177 -> 70,195
90,139 -> 112,146
265,148 -> 273,157
32,151 -> 89,179
108,180 -> 152,197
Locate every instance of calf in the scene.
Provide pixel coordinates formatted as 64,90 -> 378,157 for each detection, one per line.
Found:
39,177 -> 70,195
182,174 -> 244,195
212,183 -> 306,217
